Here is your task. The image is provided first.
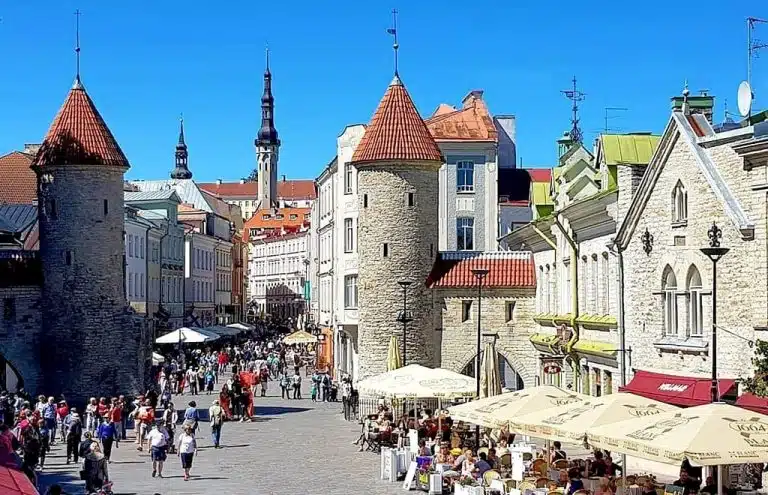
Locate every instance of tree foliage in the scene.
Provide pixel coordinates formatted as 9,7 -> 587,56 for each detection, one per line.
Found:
743,339 -> 768,397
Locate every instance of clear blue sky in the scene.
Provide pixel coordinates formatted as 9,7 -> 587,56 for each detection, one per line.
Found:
0,1 -> 765,181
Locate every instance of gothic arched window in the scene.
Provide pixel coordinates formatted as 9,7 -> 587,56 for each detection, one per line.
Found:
672,181 -> 687,223
687,265 -> 703,337
662,266 -> 678,336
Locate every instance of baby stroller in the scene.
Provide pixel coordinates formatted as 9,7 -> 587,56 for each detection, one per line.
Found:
329,382 -> 339,402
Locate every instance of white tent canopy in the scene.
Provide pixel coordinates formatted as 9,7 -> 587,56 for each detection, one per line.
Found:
356,364 -> 476,399
227,323 -> 254,331
155,327 -> 219,344
152,352 -> 165,365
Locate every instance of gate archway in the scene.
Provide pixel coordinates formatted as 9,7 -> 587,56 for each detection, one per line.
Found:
461,350 -> 525,391
0,354 -> 23,392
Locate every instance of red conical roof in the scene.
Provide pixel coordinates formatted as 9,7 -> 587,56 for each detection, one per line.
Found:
32,78 -> 130,169
351,75 -> 443,165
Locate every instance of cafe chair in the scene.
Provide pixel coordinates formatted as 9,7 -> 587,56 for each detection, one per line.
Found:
483,470 -> 502,486
536,478 -> 549,488
500,453 -> 512,467
554,459 -> 568,469
531,459 -> 547,477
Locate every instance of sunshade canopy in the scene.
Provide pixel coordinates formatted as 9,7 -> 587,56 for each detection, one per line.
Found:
448,385 -> 586,429
155,327 -> 219,344
283,330 -> 318,345
619,370 -> 736,407
0,466 -> 38,495
588,401 -> 768,466
510,392 -> 678,442
356,364 -> 476,399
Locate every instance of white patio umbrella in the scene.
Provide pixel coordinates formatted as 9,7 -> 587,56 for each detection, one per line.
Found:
155,327 -> 219,344
588,401 -> 768,466
480,341 -> 502,398
356,364 -> 476,399
151,352 -> 165,366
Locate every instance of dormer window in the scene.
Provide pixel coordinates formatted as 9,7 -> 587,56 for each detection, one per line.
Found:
289,214 -> 297,220
262,214 -> 271,220
672,180 -> 687,224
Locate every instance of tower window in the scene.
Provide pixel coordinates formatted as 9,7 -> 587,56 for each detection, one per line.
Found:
430,243 -> 434,258
461,301 -> 472,322
506,301 -> 516,322
407,192 -> 415,207
65,250 -> 73,266
382,243 -> 389,257
103,199 -> 109,216
49,199 -> 57,219
363,194 -> 368,208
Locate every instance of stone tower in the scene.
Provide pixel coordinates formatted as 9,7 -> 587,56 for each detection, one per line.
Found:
351,74 -> 444,379
255,50 -> 280,208
171,117 -> 192,179
32,76 -> 143,402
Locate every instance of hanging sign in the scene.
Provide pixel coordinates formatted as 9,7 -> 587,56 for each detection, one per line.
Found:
543,362 -> 562,375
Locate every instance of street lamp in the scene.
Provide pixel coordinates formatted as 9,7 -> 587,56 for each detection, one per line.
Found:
396,280 -> 413,365
700,222 -> 729,403
471,266 -> 489,448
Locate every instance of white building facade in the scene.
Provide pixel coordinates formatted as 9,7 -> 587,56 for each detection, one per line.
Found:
185,231 -> 216,327
215,241 -> 234,324
125,210 -> 150,315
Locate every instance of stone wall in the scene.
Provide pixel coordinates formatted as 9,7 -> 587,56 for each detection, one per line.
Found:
38,165 -> 145,403
623,131 -> 767,380
436,287 -> 537,387
356,163 -> 439,379
0,286 -> 43,393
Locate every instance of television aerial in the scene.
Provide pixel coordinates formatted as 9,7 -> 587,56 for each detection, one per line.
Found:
737,80 -> 753,118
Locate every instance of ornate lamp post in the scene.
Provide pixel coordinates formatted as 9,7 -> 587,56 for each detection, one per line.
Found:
396,280 -> 413,365
700,222 -> 729,403
471,267 -> 489,447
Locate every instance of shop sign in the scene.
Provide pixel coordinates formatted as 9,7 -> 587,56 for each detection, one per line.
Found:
543,362 -> 562,374
658,383 -> 689,392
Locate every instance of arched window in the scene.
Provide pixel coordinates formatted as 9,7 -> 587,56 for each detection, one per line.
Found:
662,266 -> 678,336
687,265 -> 703,337
672,181 -> 687,223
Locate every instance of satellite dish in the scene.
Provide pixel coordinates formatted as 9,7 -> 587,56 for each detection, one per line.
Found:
738,81 -> 753,117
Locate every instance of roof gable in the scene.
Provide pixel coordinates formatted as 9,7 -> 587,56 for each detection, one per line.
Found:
425,96 -> 497,142
350,75 -> 443,165
615,113 -> 755,250
32,79 -> 129,170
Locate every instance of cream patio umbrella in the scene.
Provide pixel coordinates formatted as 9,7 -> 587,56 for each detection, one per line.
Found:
510,392 -> 679,443
386,335 -> 402,371
448,385 -> 586,429
282,330 -> 318,345
588,401 -> 768,466
155,327 -> 219,344
480,341 -> 502,398
356,364 -> 476,399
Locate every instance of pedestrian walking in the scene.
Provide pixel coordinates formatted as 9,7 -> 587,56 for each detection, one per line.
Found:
42,397 -> 57,445
65,411 -> 82,464
176,425 -> 197,481
85,398 -> 98,435
292,371 -> 302,399
56,401 -> 69,443
83,443 -> 109,494
96,418 -> 118,462
208,400 -> 224,448
183,401 -> 199,434
259,367 -> 269,397
146,423 -> 168,478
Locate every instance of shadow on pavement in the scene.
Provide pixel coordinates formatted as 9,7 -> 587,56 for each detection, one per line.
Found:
254,406 -> 310,416
38,470 -> 82,495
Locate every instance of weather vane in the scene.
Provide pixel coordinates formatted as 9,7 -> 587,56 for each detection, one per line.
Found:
386,9 -> 399,75
74,9 -> 82,81
561,76 -> 586,143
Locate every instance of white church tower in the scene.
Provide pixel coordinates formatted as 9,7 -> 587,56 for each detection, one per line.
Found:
255,49 -> 280,209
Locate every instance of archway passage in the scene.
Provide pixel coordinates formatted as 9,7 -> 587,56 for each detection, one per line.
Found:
0,354 -> 23,392
461,351 -> 524,391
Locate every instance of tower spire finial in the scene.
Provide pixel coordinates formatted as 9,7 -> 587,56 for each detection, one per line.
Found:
74,9 -> 82,86
387,9 -> 399,76
265,44 -> 270,73
178,113 -> 185,145
681,79 -> 691,115
561,76 -> 586,144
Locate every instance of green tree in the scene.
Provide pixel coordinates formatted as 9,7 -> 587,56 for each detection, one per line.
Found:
743,339 -> 768,397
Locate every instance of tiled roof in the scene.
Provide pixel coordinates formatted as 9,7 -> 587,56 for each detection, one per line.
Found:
0,152 -> 37,204
350,75 -> 443,165
425,92 -> 497,142
201,190 -> 232,220
198,180 -> 317,200
426,251 -> 536,289
527,168 -> 552,183
32,78 -> 129,170
243,207 -> 311,241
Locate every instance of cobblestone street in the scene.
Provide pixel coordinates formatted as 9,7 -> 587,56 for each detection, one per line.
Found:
38,385 -> 403,495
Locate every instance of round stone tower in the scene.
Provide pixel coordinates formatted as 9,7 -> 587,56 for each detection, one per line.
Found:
351,74 -> 444,380
32,76 -> 141,402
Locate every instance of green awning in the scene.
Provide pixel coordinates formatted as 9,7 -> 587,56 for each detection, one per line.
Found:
572,340 -> 618,360
575,314 -> 618,330
530,333 -> 561,355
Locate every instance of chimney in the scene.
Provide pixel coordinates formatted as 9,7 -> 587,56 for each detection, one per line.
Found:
671,91 -> 715,124
23,143 -> 41,156
216,178 -> 222,185
282,175 -> 286,182
461,90 -> 484,109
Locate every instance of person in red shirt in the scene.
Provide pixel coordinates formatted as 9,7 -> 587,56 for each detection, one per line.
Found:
109,398 -> 122,441
56,401 -> 69,443
96,398 -> 109,422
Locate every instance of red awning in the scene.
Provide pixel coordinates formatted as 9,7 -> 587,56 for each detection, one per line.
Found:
0,467 -> 38,495
619,370 -> 736,407
736,393 -> 768,415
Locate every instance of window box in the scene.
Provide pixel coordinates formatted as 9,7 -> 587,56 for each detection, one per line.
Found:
653,336 -> 708,353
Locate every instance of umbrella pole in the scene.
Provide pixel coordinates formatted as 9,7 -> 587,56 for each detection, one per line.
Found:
717,465 -> 723,495
621,454 -> 627,493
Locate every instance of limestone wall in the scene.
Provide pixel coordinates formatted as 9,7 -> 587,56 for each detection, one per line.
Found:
0,286 -> 43,393
356,163 -> 439,379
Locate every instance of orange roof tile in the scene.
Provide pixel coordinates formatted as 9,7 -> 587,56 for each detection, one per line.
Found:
426,251 -> 536,289
198,180 -> 317,200
243,207 -> 311,241
0,152 -> 37,204
425,91 -> 497,142
32,78 -> 129,170
527,169 -> 552,183
351,75 -> 443,165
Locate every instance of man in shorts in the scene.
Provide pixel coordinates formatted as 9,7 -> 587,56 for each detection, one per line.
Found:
145,423 -> 168,478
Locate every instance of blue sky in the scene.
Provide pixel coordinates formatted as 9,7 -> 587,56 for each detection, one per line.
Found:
0,1 -> 765,181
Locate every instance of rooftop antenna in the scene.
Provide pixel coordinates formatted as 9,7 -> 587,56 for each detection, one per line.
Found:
723,99 -> 736,123
386,9 -> 399,76
561,76 -> 586,143
74,9 -> 82,83
748,17 -> 768,90
604,107 -> 628,133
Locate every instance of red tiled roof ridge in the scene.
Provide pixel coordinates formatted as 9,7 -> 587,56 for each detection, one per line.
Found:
439,250 -> 532,261
426,250 -> 536,289
32,79 -> 129,169
351,75 -> 443,165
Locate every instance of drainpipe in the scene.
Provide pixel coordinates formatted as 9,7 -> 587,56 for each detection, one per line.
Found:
554,215 -> 580,386
608,240 -> 627,388
144,224 -> 151,336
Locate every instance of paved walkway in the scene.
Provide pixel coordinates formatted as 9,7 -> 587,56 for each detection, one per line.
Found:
38,385 -> 404,495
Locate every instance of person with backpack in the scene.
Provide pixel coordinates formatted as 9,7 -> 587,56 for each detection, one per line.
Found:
21,419 -> 42,474
208,399 -> 224,448
65,411 -> 83,464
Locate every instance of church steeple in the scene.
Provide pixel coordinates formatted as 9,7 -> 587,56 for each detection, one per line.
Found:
256,48 -> 279,146
171,116 -> 192,180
